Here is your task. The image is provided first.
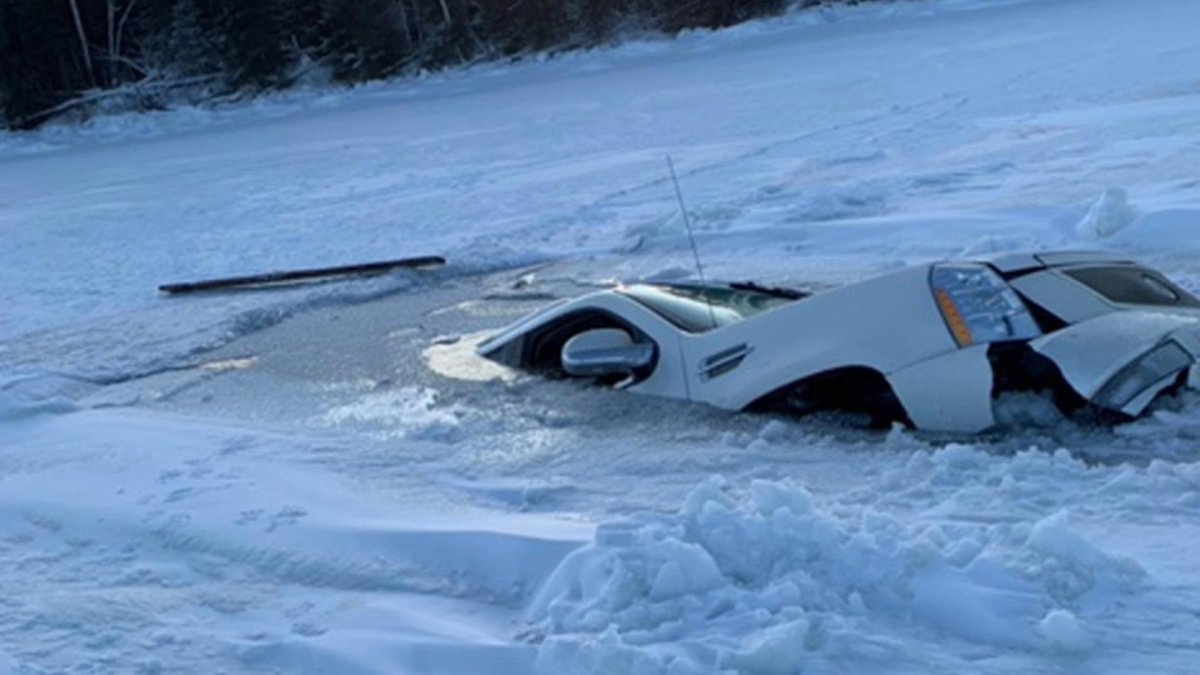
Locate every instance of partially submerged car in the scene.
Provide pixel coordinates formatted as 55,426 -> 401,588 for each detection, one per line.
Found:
477,252 -> 1200,433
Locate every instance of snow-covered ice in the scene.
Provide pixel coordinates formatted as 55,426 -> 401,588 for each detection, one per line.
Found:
3,0 -> 1200,672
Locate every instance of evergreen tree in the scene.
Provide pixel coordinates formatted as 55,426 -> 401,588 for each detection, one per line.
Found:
155,0 -> 223,77
214,0 -> 291,88
324,0 -> 407,82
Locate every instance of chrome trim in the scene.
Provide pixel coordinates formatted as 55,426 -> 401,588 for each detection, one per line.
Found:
699,343 -> 753,381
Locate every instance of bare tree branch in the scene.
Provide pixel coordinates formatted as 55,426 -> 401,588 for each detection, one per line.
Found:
115,0 -> 139,59
107,0 -> 115,81
100,52 -> 150,77
396,0 -> 413,50
20,73 -> 220,126
66,0 -> 97,87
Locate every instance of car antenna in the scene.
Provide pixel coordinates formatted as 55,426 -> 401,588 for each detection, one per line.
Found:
666,155 -> 719,330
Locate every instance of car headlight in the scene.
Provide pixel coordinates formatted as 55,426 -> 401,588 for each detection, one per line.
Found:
930,264 -> 1041,347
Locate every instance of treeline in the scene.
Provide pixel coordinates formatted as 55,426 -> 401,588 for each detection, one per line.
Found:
0,0 -> 817,130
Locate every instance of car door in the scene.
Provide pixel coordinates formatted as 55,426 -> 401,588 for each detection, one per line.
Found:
585,294 -> 692,401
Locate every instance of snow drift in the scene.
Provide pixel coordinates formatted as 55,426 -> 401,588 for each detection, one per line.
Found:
527,454 -> 1150,674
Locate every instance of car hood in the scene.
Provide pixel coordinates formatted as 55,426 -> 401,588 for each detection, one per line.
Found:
1031,309 -> 1200,416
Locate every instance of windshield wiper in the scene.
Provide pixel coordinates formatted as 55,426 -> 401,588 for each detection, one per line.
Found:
729,281 -> 808,300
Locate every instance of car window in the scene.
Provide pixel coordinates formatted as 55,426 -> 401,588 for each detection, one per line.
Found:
617,283 -> 795,332
1063,266 -> 1200,309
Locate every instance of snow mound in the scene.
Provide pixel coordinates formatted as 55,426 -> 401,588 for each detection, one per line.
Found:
1038,608 -> 1090,653
1074,188 -> 1134,240
527,475 -> 1144,674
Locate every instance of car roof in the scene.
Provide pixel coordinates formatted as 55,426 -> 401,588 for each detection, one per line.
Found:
976,250 -> 1137,274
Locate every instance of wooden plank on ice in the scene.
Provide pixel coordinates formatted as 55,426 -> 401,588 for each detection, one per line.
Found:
159,255 -> 446,295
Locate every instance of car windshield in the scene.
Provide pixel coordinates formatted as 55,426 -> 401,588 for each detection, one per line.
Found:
617,282 -> 798,333
1063,265 -> 1200,309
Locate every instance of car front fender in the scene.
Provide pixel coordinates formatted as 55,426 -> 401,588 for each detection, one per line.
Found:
693,264 -> 957,412
886,344 -> 995,433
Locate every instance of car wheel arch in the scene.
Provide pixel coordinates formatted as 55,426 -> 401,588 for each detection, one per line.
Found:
745,365 -> 913,428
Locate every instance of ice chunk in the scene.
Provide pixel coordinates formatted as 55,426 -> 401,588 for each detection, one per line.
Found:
1038,609 -> 1090,653
1074,188 -> 1134,240
723,618 -> 811,675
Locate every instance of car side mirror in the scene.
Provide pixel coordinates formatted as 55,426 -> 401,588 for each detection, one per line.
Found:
561,328 -> 655,377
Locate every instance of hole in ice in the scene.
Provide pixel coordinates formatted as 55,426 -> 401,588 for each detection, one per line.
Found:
423,331 -> 517,383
